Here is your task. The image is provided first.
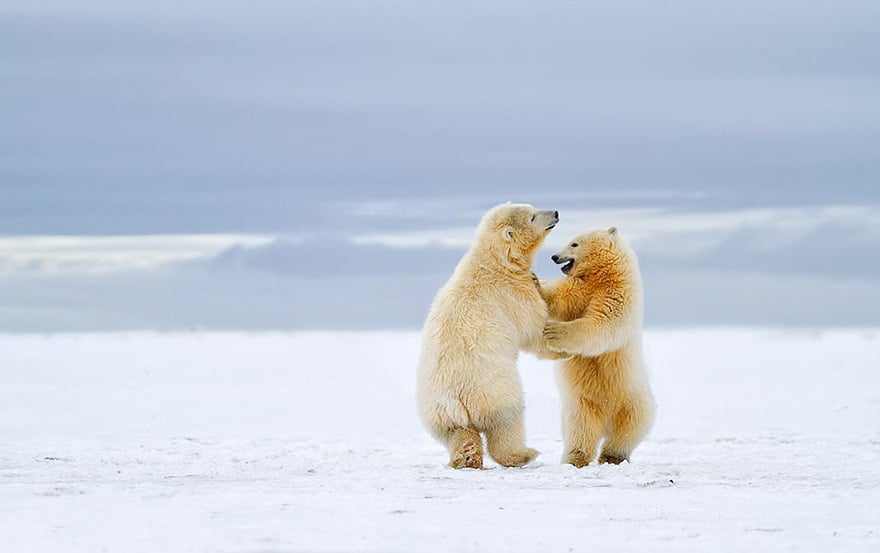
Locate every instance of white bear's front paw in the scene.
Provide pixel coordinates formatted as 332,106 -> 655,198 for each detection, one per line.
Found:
530,271 -> 541,288
543,322 -> 578,354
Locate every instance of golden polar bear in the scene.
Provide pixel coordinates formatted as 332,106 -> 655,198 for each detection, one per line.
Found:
539,227 -> 655,467
417,203 -> 565,469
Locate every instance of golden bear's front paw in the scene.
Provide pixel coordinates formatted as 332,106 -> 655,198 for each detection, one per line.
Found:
530,271 -> 541,288
543,322 -> 578,354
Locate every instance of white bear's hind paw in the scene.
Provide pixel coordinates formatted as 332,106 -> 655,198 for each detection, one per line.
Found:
494,447 -> 539,468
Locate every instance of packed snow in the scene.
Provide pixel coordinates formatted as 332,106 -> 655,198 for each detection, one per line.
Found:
1,329 -> 878,551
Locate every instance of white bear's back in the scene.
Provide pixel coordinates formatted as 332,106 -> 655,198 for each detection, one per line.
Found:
416,257 -> 543,432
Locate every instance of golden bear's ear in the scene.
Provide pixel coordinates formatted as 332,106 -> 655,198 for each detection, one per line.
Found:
502,226 -> 515,241
608,226 -> 618,237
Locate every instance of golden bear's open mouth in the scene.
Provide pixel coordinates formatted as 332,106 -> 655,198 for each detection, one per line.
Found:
553,256 -> 575,274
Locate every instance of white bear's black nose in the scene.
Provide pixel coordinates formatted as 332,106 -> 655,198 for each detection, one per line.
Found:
551,254 -> 560,263
553,211 -> 559,219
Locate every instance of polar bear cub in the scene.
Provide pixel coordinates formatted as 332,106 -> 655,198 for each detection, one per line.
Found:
417,203 -> 564,469
540,227 -> 655,467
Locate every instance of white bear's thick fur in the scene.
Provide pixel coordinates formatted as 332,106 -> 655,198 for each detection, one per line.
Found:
417,203 -> 564,469
540,227 -> 655,466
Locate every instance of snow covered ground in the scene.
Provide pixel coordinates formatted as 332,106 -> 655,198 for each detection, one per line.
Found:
1,329 -> 878,552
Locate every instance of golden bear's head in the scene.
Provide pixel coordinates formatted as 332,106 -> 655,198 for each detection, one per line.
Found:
477,202 -> 559,271
551,227 -> 630,278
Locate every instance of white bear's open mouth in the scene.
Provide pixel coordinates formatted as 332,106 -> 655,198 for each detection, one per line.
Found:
545,223 -> 557,231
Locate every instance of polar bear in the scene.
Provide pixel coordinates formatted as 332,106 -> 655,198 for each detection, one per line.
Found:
417,203 -> 566,469
539,227 -> 655,467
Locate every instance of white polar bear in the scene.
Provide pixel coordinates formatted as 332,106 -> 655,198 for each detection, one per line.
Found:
416,203 -> 564,469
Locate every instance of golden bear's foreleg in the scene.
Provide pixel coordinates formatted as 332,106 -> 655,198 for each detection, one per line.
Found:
544,315 -> 633,357
526,335 -> 574,361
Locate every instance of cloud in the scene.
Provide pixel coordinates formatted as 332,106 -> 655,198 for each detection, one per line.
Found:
643,268 -> 880,327
3,253 -> 877,333
207,236 -> 463,278
1,2 -> 879,330
1,200 -> 879,332
641,223 -> 880,280
0,234 -> 273,275
1,2 -> 879,235
0,265 -> 447,333
351,205 -> 880,270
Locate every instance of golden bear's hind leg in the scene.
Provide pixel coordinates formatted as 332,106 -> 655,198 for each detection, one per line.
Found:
600,402 -> 652,464
562,399 -> 604,467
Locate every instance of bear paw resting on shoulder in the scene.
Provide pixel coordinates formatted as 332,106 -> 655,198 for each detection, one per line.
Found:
538,227 -> 656,467
417,203 -> 566,470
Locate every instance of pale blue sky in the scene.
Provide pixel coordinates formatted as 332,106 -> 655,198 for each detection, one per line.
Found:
1,1 -> 879,331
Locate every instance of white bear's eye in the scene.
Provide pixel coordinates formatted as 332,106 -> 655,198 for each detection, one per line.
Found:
530,214 -> 536,222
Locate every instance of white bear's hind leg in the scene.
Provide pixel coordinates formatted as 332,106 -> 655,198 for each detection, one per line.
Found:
444,427 -> 484,469
484,406 -> 538,468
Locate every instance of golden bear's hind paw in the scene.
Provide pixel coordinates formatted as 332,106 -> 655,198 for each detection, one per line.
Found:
564,449 -> 593,468
598,452 -> 629,465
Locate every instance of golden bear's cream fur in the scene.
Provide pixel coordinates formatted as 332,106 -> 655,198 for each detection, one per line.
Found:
417,203 -> 565,469
540,227 -> 655,467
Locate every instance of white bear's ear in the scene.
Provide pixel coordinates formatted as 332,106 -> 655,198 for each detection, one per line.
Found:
502,226 -> 515,241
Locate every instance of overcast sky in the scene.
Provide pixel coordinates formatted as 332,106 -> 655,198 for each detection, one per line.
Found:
1,1 -> 879,331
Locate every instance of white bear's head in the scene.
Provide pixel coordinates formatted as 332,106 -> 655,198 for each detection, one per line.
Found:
476,202 -> 559,271
551,227 -> 635,277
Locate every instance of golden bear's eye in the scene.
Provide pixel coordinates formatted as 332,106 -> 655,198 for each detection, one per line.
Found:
571,243 -> 578,248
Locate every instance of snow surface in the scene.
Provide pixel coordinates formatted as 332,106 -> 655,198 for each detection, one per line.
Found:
1,329 -> 879,552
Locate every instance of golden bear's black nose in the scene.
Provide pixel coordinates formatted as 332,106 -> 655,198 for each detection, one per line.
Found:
551,254 -> 560,263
